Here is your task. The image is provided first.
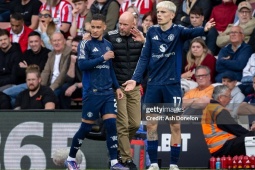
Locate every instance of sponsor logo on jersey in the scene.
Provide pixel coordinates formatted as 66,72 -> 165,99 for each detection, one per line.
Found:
159,44 -> 167,52
95,65 -> 110,69
92,47 -> 99,52
152,35 -> 159,40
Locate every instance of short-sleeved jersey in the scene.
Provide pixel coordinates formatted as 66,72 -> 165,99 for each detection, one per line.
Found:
39,0 -> 72,28
78,38 -> 119,97
15,85 -> 57,109
132,24 -> 205,85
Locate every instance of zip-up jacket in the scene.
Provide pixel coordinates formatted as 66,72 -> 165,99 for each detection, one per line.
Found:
104,30 -> 143,85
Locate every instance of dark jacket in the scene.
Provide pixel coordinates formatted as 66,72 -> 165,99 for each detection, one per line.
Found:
17,47 -> 50,84
175,0 -> 212,27
0,43 -> 22,86
104,30 -> 144,85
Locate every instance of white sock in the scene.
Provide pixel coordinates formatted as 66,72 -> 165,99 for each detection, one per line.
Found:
170,164 -> 177,167
111,159 -> 118,166
151,163 -> 159,167
67,156 -> 76,161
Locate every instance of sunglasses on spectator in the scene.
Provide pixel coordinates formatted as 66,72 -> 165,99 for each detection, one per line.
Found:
39,13 -> 51,18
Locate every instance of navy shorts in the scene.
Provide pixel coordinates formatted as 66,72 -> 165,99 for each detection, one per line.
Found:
144,84 -> 182,114
82,93 -> 117,120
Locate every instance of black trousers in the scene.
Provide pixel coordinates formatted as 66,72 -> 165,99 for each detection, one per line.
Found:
212,131 -> 255,157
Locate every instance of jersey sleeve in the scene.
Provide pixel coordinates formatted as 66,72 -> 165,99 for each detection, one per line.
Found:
132,28 -> 151,83
78,40 -> 105,71
61,3 -> 72,23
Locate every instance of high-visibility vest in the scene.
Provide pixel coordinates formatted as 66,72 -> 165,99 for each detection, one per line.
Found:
201,103 -> 236,153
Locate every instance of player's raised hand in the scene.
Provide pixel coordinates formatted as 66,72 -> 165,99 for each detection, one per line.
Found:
122,80 -> 136,91
204,18 -> 216,32
103,51 -> 115,61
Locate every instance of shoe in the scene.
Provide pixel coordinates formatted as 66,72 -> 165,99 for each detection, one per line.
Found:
117,151 -> 122,163
110,162 -> 129,170
147,164 -> 159,170
65,160 -> 79,170
169,164 -> 179,170
125,159 -> 137,170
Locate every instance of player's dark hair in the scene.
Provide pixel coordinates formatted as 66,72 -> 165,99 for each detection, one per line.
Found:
92,14 -> 106,23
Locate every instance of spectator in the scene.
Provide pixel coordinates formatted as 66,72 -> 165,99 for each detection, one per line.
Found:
7,12 -> 33,53
37,9 -> 58,50
215,26 -> 253,82
140,11 -> 157,35
0,29 -> 22,91
84,0 -> 120,34
216,1 -> 255,48
3,31 -> 50,107
10,0 -> 42,30
14,64 -> 57,110
41,31 -> 71,93
126,6 -> 141,27
201,85 -> 255,157
210,0 -> 237,33
221,71 -> 245,121
0,0 -> 12,22
175,0 -> 212,27
105,11 -> 145,169
0,91 -> 11,109
58,36 -> 83,109
238,75 -> 255,126
119,0 -> 154,17
40,0 -> 72,34
70,0 -> 89,37
182,7 -> 219,56
238,52 -> 255,96
183,65 -> 214,109
182,38 -> 216,85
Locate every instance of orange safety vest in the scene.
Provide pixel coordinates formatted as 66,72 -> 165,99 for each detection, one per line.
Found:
201,103 -> 236,154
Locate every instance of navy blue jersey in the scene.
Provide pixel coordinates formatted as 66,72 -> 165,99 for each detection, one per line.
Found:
78,38 -> 119,97
132,24 -> 205,85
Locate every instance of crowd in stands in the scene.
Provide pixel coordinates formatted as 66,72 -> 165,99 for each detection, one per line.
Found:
0,0 -> 254,120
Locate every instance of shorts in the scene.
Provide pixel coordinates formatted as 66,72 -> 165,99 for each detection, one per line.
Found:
144,84 -> 182,114
82,93 -> 117,120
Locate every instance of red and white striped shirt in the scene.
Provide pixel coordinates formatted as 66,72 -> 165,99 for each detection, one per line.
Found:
40,0 -> 73,28
75,14 -> 86,36
119,0 -> 153,15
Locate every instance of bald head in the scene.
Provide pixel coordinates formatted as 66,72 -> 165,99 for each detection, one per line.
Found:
120,12 -> 135,23
119,12 -> 135,36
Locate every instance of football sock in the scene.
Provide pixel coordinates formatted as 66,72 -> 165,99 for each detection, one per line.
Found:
69,122 -> 93,158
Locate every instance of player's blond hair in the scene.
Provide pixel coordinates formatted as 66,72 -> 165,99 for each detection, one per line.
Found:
156,1 -> 176,13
